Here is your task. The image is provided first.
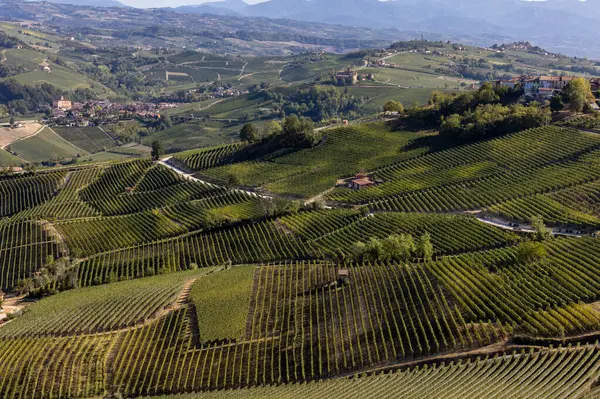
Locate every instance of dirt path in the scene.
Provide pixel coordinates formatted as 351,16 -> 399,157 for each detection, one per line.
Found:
476,214 -> 584,237
40,219 -> 70,257
304,186 -> 336,206
158,157 -> 272,200
196,99 -> 225,112
0,295 -> 38,322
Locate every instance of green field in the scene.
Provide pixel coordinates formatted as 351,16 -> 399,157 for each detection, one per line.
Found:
194,92 -> 273,119
143,120 -> 241,152
52,127 -> 116,153
9,127 -> 89,162
347,86 -> 438,111
0,148 -> 23,166
190,266 -> 255,343
280,55 -> 348,82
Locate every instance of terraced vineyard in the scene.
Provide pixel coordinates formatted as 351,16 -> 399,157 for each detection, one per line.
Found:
0,268 -> 216,338
142,345 -> 600,399
2,121 -> 600,399
328,126 -> 600,209
173,143 -> 246,171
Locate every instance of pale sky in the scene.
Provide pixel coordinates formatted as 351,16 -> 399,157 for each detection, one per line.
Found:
119,0 -> 267,8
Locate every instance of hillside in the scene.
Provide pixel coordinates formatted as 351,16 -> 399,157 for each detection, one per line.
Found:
2,6 -> 600,399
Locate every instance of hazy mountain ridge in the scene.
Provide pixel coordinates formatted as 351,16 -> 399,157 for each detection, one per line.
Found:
167,0 -> 600,57
31,0 -> 126,6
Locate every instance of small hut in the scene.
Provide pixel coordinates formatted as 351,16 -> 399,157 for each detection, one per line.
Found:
337,269 -> 350,286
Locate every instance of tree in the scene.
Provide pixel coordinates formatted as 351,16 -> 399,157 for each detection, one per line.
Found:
282,115 -> 321,147
351,241 -> 366,262
550,94 -> 564,113
151,140 -> 164,161
159,114 -> 172,130
0,104 -> 8,118
516,241 -> 547,264
240,123 -> 260,143
417,232 -> 434,262
530,215 -> 552,241
383,100 -> 404,114
565,77 -> 595,113
264,120 -> 283,137
9,117 -> 15,127
363,237 -> 384,262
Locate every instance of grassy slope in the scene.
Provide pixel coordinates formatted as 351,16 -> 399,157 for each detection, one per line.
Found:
347,86 -> 436,111
190,266 -> 256,343
10,127 -> 89,162
143,120 -> 241,152
0,149 -> 24,166
52,127 -> 116,154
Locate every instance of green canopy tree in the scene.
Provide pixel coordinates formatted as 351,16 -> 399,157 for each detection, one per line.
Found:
363,238 -> 384,262
530,215 -> 552,241
417,232 -> 434,262
565,77 -> 595,113
151,140 -> 164,161
550,94 -> 564,113
351,241 -> 366,262
240,123 -> 260,143
516,241 -> 547,264
383,100 -> 404,114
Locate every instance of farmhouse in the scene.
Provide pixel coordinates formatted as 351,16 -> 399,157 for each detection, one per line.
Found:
349,173 -> 375,190
494,75 -> 600,99
337,269 -> 350,285
336,68 -> 358,85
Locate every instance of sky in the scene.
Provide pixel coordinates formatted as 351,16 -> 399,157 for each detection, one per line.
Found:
119,0 -> 267,7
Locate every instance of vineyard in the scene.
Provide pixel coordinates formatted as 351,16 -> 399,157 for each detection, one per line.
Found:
2,120 -> 600,398
137,345 -> 600,399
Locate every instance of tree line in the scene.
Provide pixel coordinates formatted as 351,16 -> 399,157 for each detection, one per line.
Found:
349,232 -> 434,263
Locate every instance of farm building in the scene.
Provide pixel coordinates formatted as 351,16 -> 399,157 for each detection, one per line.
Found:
337,269 -> 350,285
336,68 -> 358,85
349,173 -> 375,190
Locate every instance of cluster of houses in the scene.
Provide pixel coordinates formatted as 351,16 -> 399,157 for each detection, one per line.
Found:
335,68 -> 374,85
49,96 -> 179,126
494,75 -> 600,100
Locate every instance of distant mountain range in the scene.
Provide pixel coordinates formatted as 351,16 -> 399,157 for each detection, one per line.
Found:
29,0 -> 125,6
171,0 -> 600,55
5,0 -> 600,58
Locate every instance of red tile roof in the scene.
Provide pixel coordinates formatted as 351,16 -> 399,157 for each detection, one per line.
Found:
352,178 -> 374,186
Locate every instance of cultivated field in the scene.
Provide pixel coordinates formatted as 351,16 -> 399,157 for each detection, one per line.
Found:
9,127 -> 89,162
2,120 -> 600,399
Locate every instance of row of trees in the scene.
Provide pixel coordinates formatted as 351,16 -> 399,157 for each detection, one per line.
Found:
350,232 -> 434,263
240,115 -> 322,148
262,85 -> 366,121
440,103 -> 551,140
403,83 -> 553,141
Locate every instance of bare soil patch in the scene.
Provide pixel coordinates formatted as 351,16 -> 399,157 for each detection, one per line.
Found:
0,123 -> 43,149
